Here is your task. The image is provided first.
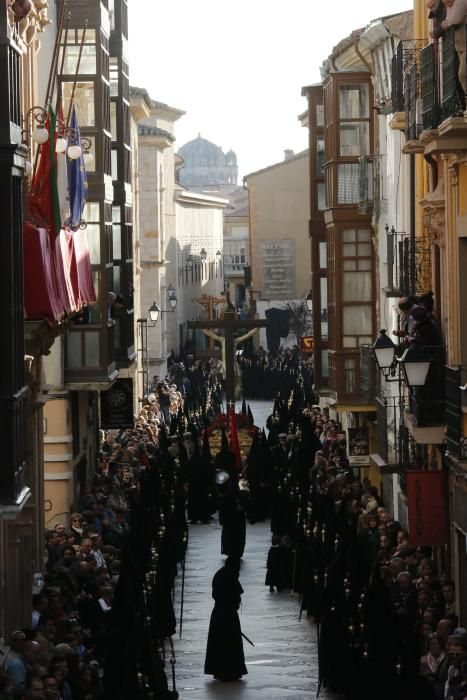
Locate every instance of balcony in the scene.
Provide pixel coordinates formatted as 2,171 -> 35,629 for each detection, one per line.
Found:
384,227 -> 432,297
0,386 -> 29,508
445,365 -> 467,462
329,348 -> 376,407
419,27 -> 467,147
360,344 -> 377,403
65,324 -> 118,390
404,346 -> 446,444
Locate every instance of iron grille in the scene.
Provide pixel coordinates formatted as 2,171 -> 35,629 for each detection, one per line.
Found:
441,26 -> 464,119
358,156 -> 382,215
401,40 -> 428,140
385,227 -> 431,296
376,397 -> 389,463
421,43 -> 439,130
360,344 -> 376,403
445,366 -> 467,460
391,42 -> 404,112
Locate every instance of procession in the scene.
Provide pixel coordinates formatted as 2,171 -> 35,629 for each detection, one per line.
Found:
2,0 -> 466,698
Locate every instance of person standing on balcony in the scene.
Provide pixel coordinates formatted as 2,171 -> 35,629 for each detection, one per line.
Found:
427,0 -> 447,38
393,296 -> 420,344
441,0 -> 467,101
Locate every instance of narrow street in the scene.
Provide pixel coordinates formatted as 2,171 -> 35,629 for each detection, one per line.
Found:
173,400 -> 331,699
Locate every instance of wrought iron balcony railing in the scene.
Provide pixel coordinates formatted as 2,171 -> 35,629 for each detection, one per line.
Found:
445,365 -> 467,461
420,27 -> 466,131
384,226 -> 432,297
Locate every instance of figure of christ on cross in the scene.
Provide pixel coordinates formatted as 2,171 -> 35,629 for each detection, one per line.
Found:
187,311 -> 269,407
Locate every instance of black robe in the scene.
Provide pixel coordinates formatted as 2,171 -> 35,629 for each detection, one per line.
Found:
219,495 -> 246,558
204,565 -> 247,680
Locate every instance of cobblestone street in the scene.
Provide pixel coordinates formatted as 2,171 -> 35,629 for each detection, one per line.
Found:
173,401 -> 332,699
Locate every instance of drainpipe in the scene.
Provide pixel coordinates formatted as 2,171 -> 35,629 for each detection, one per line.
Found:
409,154 -> 416,296
354,38 -> 373,74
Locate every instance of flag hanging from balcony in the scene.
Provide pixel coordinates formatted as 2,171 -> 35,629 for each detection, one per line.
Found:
67,105 -> 88,230
56,102 -> 70,227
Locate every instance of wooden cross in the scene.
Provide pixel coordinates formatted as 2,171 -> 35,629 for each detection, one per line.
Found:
187,311 -> 269,407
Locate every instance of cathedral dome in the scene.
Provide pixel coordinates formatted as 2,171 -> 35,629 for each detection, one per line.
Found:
178,134 -> 225,168
178,134 -> 238,187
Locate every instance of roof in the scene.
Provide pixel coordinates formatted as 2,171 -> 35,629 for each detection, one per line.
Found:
129,86 -> 185,118
244,149 -> 309,179
178,134 -> 237,168
138,124 -> 175,141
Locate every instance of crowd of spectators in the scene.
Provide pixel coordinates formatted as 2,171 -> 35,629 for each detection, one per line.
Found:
0,358 -> 221,699
262,399 -> 466,699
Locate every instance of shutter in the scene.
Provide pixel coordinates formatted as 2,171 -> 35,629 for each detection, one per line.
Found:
421,43 -> 438,130
391,42 -> 404,112
441,26 -> 463,119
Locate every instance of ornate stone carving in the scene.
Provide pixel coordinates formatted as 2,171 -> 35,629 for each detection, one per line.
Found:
9,0 -> 51,46
420,177 -> 446,249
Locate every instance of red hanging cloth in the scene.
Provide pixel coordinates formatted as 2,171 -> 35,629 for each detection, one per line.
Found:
23,223 -> 63,321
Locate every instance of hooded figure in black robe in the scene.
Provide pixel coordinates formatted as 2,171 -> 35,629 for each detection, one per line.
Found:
186,439 -> 214,523
204,556 -> 247,682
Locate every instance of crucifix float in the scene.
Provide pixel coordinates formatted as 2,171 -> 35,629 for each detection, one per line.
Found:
187,311 -> 269,407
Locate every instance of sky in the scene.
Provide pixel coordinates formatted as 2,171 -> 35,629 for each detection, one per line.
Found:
128,0 -> 411,180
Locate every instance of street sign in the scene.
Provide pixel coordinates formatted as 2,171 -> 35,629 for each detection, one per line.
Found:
300,335 -> 314,353
347,427 -> 370,466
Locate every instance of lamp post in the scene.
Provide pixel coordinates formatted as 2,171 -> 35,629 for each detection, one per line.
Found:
216,249 -> 224,291
305,290 -> 313,315
372,329 -> 431,468
180,254 -> 193,284
137,303 -> 162,403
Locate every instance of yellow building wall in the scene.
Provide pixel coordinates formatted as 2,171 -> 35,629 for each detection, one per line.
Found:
43,395 -> 73,527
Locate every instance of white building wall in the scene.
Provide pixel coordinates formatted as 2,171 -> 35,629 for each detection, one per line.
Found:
175,194 -> 226,353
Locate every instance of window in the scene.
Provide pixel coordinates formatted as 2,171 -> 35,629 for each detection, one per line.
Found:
62,82 -> 95,126
317,182 -> 326,211
339,84 -> 369,118
60,28 -> 96,74
316,137 -> 325,174
109,0 -> 115,29
82,203 -> 100,264
320,277 -> 328,338
110,101 -> 117,140
319,241 -> 327,269
316,103 -> 324,126
110,58 -> 119,96
338,163 -> 360,204
321,349 -> 329,378
340,122 -> 370,157
112,206 -> 121,260
341,228 -> 373,348
111,148 -> 118,180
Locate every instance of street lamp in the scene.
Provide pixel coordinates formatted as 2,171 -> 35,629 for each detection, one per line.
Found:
397,345 -> 431,387
305,290 -> 313,314
216,249 -> 225,291
148,302 -> 160,325
372,329 -> 398,379
200,248 -> 207,262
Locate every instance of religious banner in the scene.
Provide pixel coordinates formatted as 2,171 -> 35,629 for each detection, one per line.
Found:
406,470 -> 447,547
260,239 -> 296,299
347,427 -> 370,465
300,335 -> 314,353
101,378 -> 134,430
